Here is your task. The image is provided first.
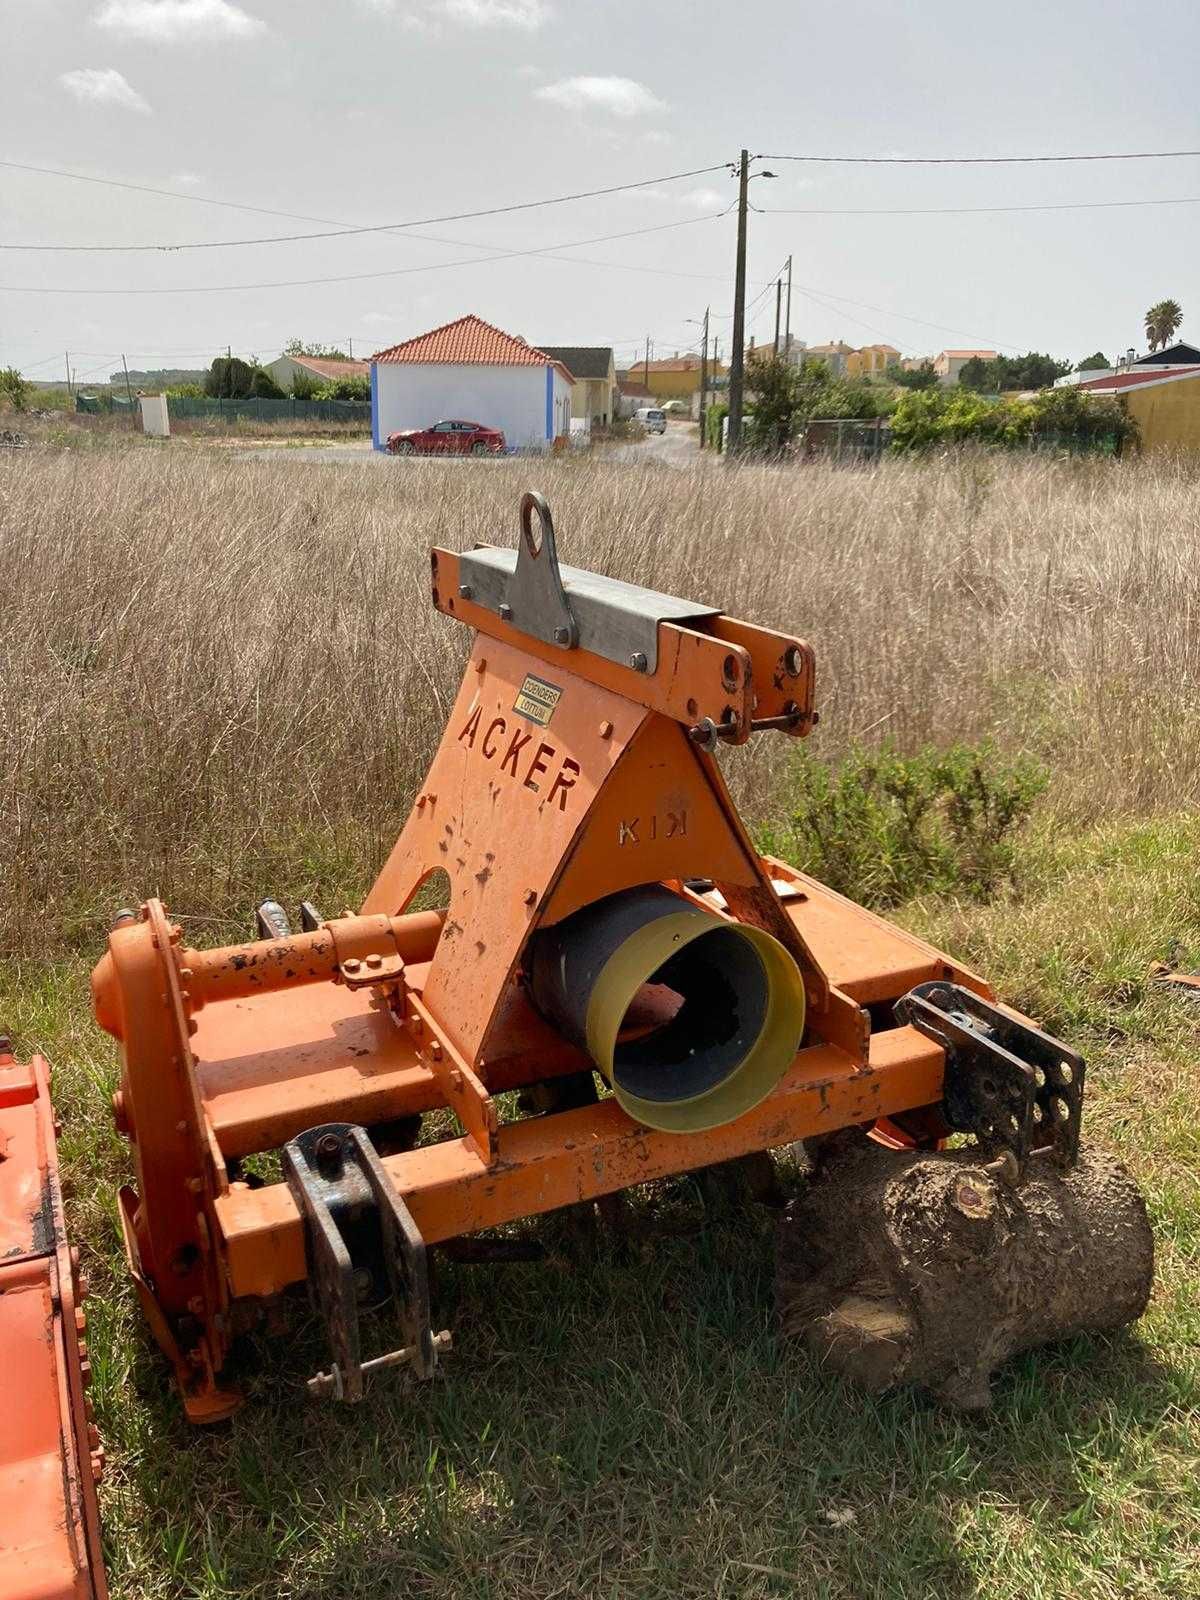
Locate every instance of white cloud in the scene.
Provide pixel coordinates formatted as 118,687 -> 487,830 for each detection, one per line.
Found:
94,0 -> 266,42
171,171 -> 204,185
59,67 -> 151,113
630,184 -> 727,210
680,186 -> 725,210
442,0 -> 548,24
534,75 -> 665,118
364,0 -> 549,26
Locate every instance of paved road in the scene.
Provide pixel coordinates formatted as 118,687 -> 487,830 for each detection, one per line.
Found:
233,419 -> 710,468
608,418 -> 707,467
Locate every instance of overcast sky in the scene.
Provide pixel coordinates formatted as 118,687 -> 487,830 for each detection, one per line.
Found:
2,0 -> 1199,382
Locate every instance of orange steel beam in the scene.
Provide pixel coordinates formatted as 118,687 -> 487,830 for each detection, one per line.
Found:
216,1025 -> 945,1301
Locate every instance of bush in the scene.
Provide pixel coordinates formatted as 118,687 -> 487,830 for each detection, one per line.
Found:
759,742 -> 1047,907
706,402 -> 728,450
205,356 -> 254,399
889,385 -> 1135,455
249,368 -> 285,399
0,367 -> 30,412
741,354 -> 894,455
165,383 -> 205,399
312,375 -> 369,402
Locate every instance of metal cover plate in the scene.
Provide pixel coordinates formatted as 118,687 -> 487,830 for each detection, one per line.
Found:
457,544 -> 718,672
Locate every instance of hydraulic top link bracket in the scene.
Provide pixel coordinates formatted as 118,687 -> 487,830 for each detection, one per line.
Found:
282,1122 -> 449,1402
895,981 -> 1084,1176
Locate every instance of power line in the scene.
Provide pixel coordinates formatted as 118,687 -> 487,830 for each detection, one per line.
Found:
762,147 -> 1200,165
0,212 -> 739,296
0,158 -> 733,251
791,279 -> 1019,352
760,194 -> 1200,217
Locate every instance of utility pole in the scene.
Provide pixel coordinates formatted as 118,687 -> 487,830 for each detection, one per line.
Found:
643,336 -> 651,390
727,149 -> 750,454
774,277 -> 782,354
121,353 -> 134,421
348,337 -> 353,360
65,352 -> 72,397
698,306 -> 710,450
785,255 -> 793,359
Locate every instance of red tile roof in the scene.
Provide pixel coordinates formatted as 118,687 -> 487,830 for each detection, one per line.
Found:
1077,367 -> 1200,392
373,314 -> 572,380
290,355 -> 369,380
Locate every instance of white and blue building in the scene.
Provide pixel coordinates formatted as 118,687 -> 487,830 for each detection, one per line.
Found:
370,314 -> 575,452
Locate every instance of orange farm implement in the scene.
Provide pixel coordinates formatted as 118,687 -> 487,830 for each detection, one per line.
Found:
88,491 -> 1151,1422
0,1042 -> 107,1599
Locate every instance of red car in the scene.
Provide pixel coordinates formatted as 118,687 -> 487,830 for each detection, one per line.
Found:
386,419 -> 506,457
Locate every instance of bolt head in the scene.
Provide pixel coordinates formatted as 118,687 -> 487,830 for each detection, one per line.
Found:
458,583 -> 473,600
629,651 -> 648,672
553,625 -> 570,645
343,957 -> 361,974
498,603 -> 513,622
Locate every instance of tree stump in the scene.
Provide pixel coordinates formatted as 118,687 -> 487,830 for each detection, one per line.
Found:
776,1136 -> 1153,1409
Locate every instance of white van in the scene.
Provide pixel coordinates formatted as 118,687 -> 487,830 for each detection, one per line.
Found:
635,406 -> 667,434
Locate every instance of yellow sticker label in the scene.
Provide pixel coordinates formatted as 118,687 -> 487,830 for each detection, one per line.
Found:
513,673 -> 562,726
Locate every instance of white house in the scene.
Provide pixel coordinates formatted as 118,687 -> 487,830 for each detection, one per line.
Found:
370,315 -> 575,452
262,353 -> 369,393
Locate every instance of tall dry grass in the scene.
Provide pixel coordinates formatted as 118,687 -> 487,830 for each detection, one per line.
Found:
2,445 -> 1200,956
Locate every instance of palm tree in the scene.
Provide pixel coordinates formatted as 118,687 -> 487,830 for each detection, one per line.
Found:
1144,299 -> 1183,352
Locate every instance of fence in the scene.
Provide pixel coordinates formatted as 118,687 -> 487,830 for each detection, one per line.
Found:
76,394 -> 371,425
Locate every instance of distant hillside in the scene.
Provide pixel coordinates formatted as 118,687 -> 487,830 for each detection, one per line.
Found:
109,369 -> 207,388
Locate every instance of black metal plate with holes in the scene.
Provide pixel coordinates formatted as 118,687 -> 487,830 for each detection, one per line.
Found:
894,981 -> 1084,1173
282,1122 -> 436,1402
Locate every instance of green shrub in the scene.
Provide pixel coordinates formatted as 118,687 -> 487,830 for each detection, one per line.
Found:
706,402 -> 728,450
249,368 -> 285,399
311,375 -> 369,402
205,356 -> 254,399
0,367 -> 30,412
758,742 -> 1047,907
889,385 -> 1135,455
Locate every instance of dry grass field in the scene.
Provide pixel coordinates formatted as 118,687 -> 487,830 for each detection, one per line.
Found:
1,443 -> 1198,1598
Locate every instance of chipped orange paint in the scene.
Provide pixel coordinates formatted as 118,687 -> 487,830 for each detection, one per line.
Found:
90,551 -> 993,1421
0,1048 -> 107,1599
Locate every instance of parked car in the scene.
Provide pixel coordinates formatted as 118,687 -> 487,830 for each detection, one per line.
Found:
386,419 -> 506,456
634,406 -> 667,434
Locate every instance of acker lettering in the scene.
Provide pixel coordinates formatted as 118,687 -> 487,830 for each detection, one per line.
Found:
458,705 -> 580,811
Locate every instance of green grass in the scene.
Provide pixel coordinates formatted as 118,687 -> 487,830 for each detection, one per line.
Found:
2,812 -> 1198,1599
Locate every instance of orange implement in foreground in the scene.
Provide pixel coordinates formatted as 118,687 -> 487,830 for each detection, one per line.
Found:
0,1044 -> 107,1599
91,491 -> 1085,1420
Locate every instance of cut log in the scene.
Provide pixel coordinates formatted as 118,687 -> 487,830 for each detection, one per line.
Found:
776,1136 -> 1153,1409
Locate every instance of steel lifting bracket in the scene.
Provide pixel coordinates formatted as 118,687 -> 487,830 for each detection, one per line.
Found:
456,490 -> 718,672
894,981 -> 1084,1176
282,1122 -> 450,1402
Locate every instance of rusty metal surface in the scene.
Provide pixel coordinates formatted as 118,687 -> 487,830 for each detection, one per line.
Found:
0,1048 -> 107,1600
215,1025 -> 946,1301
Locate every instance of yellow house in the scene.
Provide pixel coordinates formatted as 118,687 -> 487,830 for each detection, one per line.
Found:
845,344 -> 900,378
1081,366 -> 1200,452
616,355 -> 728,400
